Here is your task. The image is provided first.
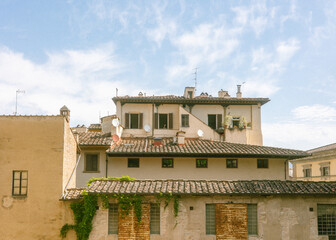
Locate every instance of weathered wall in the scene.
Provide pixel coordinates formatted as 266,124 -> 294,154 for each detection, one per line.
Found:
107,157 -> 286,180
63,118 -> 77,190
89,195 -> 335,240
0,116 -> 76,240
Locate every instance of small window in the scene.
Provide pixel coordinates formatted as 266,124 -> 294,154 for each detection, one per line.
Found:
257,159 -> 268,168
232,117 -> 240,128
128,158 -> 139,168
181,114 -> 189,127
150,203 -> 160,234
162,158 -> 174,168
12,170 -> 28,196
159,114 -> 168,129
248,204 -> 258,235
317,204 -> 336,236
321,166 -> 330,176
303,168 -> 311,177
196,159 -> 208,168
226,159 -> 238,168
206,204 -> 216,235
130,114 -> 139,129
108,204 -> 118,234
85,154 -> 99,172
208,114 -> 217,129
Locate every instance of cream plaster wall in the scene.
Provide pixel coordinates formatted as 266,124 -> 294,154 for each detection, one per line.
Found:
76,148 -> 108,187
107,157 -> 286,180
0,116 -> 76,240
191,105 -> 224,125
89,195 -> 335,240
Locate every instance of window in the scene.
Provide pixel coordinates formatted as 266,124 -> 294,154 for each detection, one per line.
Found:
303,168 -> 312,177
128,158 -> 139,168
248,204 -> 258,235
208,114 -> 217,129
321,166 -> 330,176
257,159 -> 268,168
159,114 -> 168,129
12,170 -> 28,196
226,159 -> 238,168
196,159 -> 208,168
206,204 -> 216,235
125,113 -> 143,129
232,117 -> 240,128
162,158 -> 174,168
150,203 -> 160,234
181,114 -> 189,127
85,154 -> 99,172
317,204 -> 336,236
154,113 -> 173,129
108,204 -> 118,234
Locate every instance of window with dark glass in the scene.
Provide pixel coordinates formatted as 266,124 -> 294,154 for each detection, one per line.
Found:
226,159 -> 238,168
303,168 -> 311,177
208,115 -> 217,129
128,158 -> 139,168
317,204 -> 336,236
181,114 -> 189,127
125,113 -> 143,129
257,159 -> 268,168
108,204 -> 118,234
321,166 -> 330,176
130,114 -> 139,129
196,159 -> 208,168
206,204 -> 216,235
162,158 -> 174,168
150,203 -> 160,234
12,170 -> 28,196
159,114 -> 168,129
85,154 -> 98,172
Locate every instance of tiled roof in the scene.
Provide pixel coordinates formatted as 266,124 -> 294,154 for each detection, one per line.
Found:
63,188 -> 84,200
107,138 -> 309,158
78,132 -> 112,146
88,123 -> 102,130
112,96 -> 270,105
62,179 -> 336,200
308,143 -> 336,153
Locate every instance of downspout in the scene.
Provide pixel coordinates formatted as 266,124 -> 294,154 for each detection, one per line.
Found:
223,105 -> 227,142
105,153 -> 108,178
284,159 -> 288,180
62,154 -> 81,198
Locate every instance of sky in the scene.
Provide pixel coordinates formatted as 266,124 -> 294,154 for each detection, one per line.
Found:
0,0 -> 336,151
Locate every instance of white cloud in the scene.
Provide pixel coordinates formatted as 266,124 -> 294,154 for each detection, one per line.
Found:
276,38 -> 300,63
292,104 -> 336,122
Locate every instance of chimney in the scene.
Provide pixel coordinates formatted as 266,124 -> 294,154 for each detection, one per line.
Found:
176,130 -> 186,145
60,105 -> 70,122
236,85 -> 242,98
184,87 -> 195,99
153,137 -> 163,146
218,89 -> 230,98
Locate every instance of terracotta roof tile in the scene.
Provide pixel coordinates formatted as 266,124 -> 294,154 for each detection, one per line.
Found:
88,124 -> 102,130
308,143 -> 336,153
78,132 -> 112,146
107,137 -> 308,158
62,179 -> 336,200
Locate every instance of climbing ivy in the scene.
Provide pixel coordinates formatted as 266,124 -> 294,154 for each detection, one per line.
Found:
61,176 -> 180,240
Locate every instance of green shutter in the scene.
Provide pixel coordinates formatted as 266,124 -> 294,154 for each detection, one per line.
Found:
154,113 -> 158,129
139,113 -> 143,129
217,114 -> 222,128
125,113 -> 129,129
169,113 -> 173,129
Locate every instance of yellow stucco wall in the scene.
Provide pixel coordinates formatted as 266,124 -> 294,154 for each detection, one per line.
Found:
106,157 -> 286,181
0,116 -> 76,240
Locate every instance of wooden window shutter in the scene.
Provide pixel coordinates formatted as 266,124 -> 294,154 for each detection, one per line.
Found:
217,114 -> 222,128
139,113 -> 143,129
125,113 -> 129,129
154,113 -> 158,129
169,113 -> 173,129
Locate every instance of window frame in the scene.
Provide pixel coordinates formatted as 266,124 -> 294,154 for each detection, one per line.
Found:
321,166 -> 330,176
247,204 -> 258,235
159,113 -> 168,129
150,203 -> 160,234
196,159 -> 208,168
181,114 -> 189,128
108,203 -> 119,235
162,158 -> 174,168
130,113 -> 139,129
205,204 -> 216,235
128,158 -> 140,168
317,204 -> 336,236
84,153 -> 100,172
12,170 -> 28,197
257,159 -> 268,168
226,159 -> 238,168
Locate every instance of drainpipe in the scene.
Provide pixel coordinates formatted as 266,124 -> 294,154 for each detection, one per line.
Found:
284,159 -> 288,180
105,154 -> 108,178
62,154 -> 81,198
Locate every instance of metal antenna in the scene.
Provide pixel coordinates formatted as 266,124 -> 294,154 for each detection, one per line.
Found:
14,89 -> 25,115
193,67 -> 199,92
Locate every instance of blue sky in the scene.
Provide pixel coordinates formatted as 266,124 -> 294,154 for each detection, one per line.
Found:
0,0 -> 336,150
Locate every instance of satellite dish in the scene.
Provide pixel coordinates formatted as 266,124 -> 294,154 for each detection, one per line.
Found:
112,119 -> 119,127
197,129 -> 204,137
144,124 -> 151,133
112,134 -> 120,142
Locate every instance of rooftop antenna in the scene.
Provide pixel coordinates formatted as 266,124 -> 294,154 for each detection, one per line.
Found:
193,67 -> 199,92
14,89 -> 25,115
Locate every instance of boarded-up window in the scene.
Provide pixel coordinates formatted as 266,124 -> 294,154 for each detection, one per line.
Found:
12,170 -> 28,196
248,204 -> 258,235
206,204 -> 216,235
150,204 -> 160,234
108,204 -> 118,234
318,204 -> 336,236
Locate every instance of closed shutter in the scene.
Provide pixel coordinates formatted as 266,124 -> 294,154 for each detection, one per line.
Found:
169,113 -> 173,129
217,114 -> 222,129
125,113 -> 129,129
139,113 -> 143,129
154,113 -> 158,129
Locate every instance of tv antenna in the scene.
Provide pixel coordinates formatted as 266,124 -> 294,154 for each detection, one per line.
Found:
14,89 -> 25,115
193,67 -> 199,92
